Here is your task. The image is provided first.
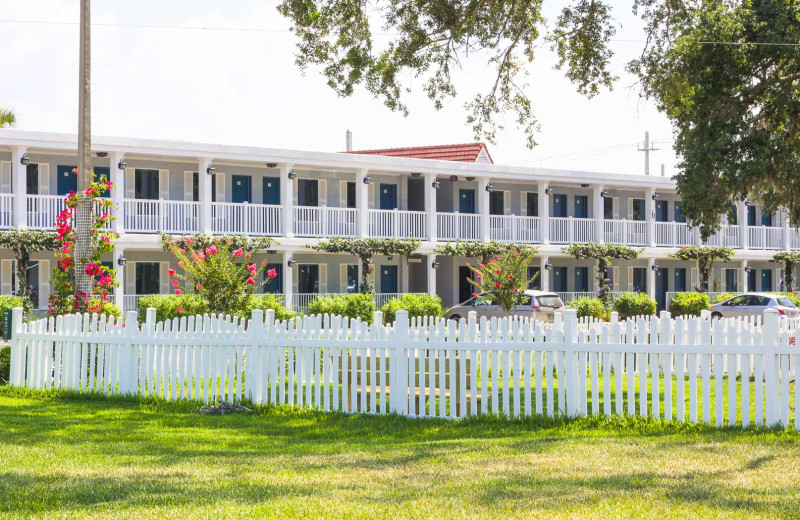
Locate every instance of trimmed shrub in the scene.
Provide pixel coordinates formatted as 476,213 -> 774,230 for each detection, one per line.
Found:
568,297 -> 608,320
0,295 -> 23,336
308,293 -> 376,323
712,293 -> 738,304
669,292 -> 709,317
137,294 -> 209,322
0,345 -> 9,385
612,292 -> 657,320
246,294 -> 295,322
381,293 -> 444,324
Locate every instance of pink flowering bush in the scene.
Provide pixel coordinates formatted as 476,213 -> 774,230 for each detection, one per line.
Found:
467,247 -> 538,316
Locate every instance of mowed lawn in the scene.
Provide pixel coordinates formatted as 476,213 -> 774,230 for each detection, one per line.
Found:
1,387 -> 799,519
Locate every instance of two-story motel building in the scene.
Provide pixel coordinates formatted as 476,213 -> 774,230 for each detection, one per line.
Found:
0,129 -> 793,314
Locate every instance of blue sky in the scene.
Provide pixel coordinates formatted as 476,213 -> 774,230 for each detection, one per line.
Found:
0,0 -> 677,175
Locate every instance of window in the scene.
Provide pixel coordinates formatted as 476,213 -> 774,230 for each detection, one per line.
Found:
192,172 -> 199,202
135,262 -> 160,295
263,263 -> 283,293
346,182 -> 356,209
298,179 -> 319,207
527,266 -> 541,290
724,269 -> 737,292
631,199 -> 645,221
604,197 -> 614,219
526,192 -> 538,217
489,191 -> 504,215
536,295 -> 564,308
135,169 -> 159,200
346,264 -> 359,293
727,205 -> 737,225
26,164 -> 39,195
724,295 -> 749,307
762,212 -> 773,227
632,267 -> 647,292
298,264 -> 320,294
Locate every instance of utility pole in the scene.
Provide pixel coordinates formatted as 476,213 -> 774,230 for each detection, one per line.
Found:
638,131 -> 658,176
74,0 -> 93,302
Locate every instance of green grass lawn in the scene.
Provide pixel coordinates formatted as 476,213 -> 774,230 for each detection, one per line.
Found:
1,387 -> 799,519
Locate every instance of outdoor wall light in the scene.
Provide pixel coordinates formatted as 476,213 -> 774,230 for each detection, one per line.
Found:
544,186 -> 552,195
206,163 -> 215,176
485,183 -> 494,193
431,260 -> 440,269
287,168 -> 297,180
600,188 -> 608,198
651,192 -> 659,200
20,153 -> 30,166
362,175 -> 373,185
744,266 -> 753,273
744,199 -> 752,207
651,263 -> 660,273
432,179 -> 441,189
544,260 -> 552,271
118,158 -> 127,170
117,255 -> 127,266
287,257 -> 297,268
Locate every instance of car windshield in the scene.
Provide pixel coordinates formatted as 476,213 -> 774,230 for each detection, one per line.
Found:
536,296 -> 564,308
776,297 -> 795,307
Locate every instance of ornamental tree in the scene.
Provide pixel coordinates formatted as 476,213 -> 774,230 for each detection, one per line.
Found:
49,170 -> 120,316
311,238 -> 421,294
163,235 -> 277,316
0,230 -> 58,316
773,251 -> 800,291
467,247 -> 539,316
435,241 -> 540,264
160,233 -> 275,254
562,243 -> 641,303
669,246 -> 735,293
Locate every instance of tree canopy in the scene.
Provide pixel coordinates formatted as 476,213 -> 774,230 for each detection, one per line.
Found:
0,107 -> 15,128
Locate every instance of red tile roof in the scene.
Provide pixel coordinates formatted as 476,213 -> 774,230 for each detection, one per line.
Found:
343,143 -> 493,164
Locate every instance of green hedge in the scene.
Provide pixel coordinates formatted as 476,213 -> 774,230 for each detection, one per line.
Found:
0,345 -> 9,385
670,292 -> 709,317
138,293 -> 294,323
380,293 -> 444,324
0,295 -> 23,336
246,294 -> 295,322
568,297 -> 608,321
307,293 -> 376,323
612,292 -> 657,320
712,293 -> 737,304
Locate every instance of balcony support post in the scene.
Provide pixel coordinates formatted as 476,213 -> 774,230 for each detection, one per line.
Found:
280,164 -> 295,237
282,251 -> 294,309
647,258 -> 656,300
593,185 -> 604,243
114,245 -> 125,309
356,169 -> 369,238
424,174 -> 437,241
478,177 -> 490,242
198,157 -> 213,234
11,147 -> 27,229
741,260 -> 749,292
646,188 -> 656,247
109,152 -> 125,234
427,254 -> 437,297
540,256 -> 549,291
538,181 -> 550,245
737,201 -> 749,250
782,207 -> 791,250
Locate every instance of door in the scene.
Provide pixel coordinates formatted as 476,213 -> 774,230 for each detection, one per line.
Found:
656,267 -> 668,312
673,202 -> 685,223
380,265 -> 398,294
574,195 -> 588,218
747,269 -> 757,291
262,177 -> 280,205
632,267 -> 647,293
57,165 -> 78,195
298,264 -> 320,294
747,206 -> 756,226
656,201 -> 668,222
135,169 -> 160,200
264,263 -> 283,293
553,266 -> 567,292
631,199 -> 645,221
135,262 -> 161,295
231,175 -> 252,204
574,267 -> 589,292
761,212 -> 773,227
552,194 -> 567,218
674,268 -> 687,292
604,197 -> 614,219
526,192 -> 538,217
725,269 -> 738,292
379,184 -> 397,210
761,269 -> 772,291
458,266 -> 473,303
459,189 -> 475,214
298,179 -> 319,207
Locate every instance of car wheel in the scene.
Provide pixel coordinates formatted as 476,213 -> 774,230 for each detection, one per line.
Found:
449,314 -> 462,322
711,312 -> 723,320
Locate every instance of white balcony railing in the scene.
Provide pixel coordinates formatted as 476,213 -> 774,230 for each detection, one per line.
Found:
704,225 -> 741,248
124,199 -> 200,234
27,195 -> 113,230
437,212 -> 482,241
655,222 -> 700,247
748,226 -> 783,250
294,206 -> 357,237
368,209 -> 427,239
292,292 -> 426,312
212,202 -> 282,236
604,219 -> 648,246
489,215 -> 541,243
549,217 -> 595,244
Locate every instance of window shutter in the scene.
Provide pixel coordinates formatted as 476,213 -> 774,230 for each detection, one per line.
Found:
292,264 -> 299,293
126,262 -> 136,295
159,262 -> 170,294
520,192 -> 527,216
626,198 -> 633,220
690,268 -> 697,290
319,264 -> 328,293
37,260 -> 50,310
369,183 -> 375,209
609,266 -> 619,292
183,171 -> 193,201
339,181 -> 348,207
214,172 -> 226,202
158,169 -> 170,200
339,264 -> 347,293
504,191 -> 511,215
0,162 -> 11,193
627,267 -> 633,292
368,266 -> 376,289
613,197 -> 620,219
293,178 -> 298,206
38,164 -> 50,195
1,259 -> 12,295
318,179 -> 327,207
125,168 -> 135,199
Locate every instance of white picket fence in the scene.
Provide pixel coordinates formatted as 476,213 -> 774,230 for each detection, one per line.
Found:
7,307 -> 800,429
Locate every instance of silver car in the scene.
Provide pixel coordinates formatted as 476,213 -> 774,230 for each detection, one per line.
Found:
709,293 -> 799,320
444,290 -> 565,323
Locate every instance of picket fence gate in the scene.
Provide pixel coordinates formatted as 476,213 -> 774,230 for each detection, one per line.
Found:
8,307 -> 800,429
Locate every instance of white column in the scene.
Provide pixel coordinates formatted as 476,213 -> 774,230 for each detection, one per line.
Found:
425,174 -> 437,241
11,147 -> 27,229
478,177 -> 490,242
280,164 -> 294,237
114,246 -> 124,308
356,169 -> 369,238
400,257 -> 409,294
540,256 -> 549,291
538,181 -> 550,244
198,157 -> 212,234
427,255 -> 437,296
110,152 -> 125,234
782,207 -> 791,250
647,258 -> 656,300
593,185 -> 604,243
737,201 -> 749,250
283,252 -> 294,309
646,189 -> 656,247
741,260 -> 748,292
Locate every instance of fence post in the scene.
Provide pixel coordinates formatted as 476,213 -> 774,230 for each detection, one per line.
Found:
122,310 -> 139,395
248,309 -> 264,402
609,311 -> 619,324
562,309 -> 580,417
763,309 -> 780,426
392,309 -> 409,415
8,307 -> 24,387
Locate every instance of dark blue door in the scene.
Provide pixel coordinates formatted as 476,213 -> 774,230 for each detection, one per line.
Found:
761,270 -> 772,291
459,189 -> 475,214
656,268 -> 668,312
656,201 -> 668,222
231,175 -> 252,203
380,265 -> 398,293
747,206 -> 756,226
553,266 -> 567,292
761,212 -> 773,227
674,268 -> 687,292
459,266 -> 473,303
674,202 -> 685,222
262,177 -> 280,205
552,194 -> 567,217
379,184 -> 397,210
57,166 -> 78,195
264,263 -> 283,293
574,196 -> 588,218
747,269 -> 757,291
94,167 -> 110,195
575,267 -> 589,292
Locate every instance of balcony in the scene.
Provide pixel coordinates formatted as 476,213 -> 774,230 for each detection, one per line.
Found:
368,209 -> 427,239
490,215 -> 541,243
436,212 -> 482,241
604,219 -> 648,246
212,202 -> 281,236
748,225 -> 783,250
124,199 -> 200,234
27,195 -> 112,230
550,217 -> 595,244
655,222 -> 698,247
294,206 -> 357,237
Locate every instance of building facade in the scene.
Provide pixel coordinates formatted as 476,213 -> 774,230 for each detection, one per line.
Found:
0,129 -> 793,314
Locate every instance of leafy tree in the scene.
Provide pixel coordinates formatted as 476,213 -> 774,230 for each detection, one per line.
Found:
562,243 -> 641,303
773,251 -> 800,290
311,237 -> 421,294
0,231 -> 58,316
669,246 -> 735,293
467,247 -> 538,316
277,0 -> 617,146
435,240 -> 539,264
0,107 -> 15,128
